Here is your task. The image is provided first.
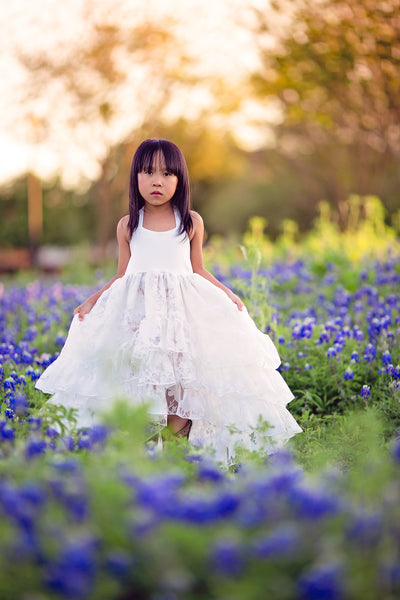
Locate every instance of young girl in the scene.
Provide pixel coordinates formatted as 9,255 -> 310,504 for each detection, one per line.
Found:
36,139 -> 301,464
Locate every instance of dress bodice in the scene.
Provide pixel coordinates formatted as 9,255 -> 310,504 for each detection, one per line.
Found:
125,207 -> 193,275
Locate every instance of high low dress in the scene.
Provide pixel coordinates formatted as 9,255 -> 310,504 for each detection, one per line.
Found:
36,208 -> 302,464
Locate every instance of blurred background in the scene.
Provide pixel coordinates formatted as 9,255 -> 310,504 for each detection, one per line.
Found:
0,0 -> 399,271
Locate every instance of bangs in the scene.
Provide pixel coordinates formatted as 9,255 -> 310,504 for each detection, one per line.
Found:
129,138 -> 192,238
135,139 -> 183,176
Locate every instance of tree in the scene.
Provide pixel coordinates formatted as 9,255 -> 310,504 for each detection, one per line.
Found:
251,0 -> 400,223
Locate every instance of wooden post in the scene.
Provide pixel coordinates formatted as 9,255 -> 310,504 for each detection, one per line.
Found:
27,172 -> 43,266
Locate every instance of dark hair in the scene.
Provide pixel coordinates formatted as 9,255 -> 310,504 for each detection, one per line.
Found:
128,139 -> 192,237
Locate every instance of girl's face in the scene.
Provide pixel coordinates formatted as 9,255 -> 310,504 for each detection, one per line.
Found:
137,152 -> 178,208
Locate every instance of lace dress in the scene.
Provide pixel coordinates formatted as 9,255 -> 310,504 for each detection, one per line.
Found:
36,208 -> 302,464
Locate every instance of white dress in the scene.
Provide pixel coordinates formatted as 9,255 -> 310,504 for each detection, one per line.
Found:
36,208 -> 302,464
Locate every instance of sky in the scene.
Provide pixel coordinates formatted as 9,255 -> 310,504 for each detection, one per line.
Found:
0,0 -> 278,188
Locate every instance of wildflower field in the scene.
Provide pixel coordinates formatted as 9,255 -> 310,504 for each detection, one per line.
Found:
1,198 -> 400,600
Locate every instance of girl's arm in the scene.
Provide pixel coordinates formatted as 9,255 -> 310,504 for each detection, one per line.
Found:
190,211 -> 244,311
74,216 -> 131,321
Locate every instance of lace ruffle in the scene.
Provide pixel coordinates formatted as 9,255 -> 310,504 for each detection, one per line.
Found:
36,271 -> 302,463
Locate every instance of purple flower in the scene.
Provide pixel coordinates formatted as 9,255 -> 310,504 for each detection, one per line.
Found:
361,385 -> 371,399
9,393 -> 29,417
382,351 -> 392,366
298,563 -> 345,600
252,524 -> 300,559
25,438 -> 47,459
344,368 -> 354,381
44,537 -> 99,599
0,421 -> 15,441
350,351 -> 359,363
210,538 -> 244,577
105,550 -> 132,580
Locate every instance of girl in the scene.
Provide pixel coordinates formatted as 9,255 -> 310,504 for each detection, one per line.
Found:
36,139 -> 301,464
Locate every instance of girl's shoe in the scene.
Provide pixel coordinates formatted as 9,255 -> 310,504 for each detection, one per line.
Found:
174,419 -> 192,439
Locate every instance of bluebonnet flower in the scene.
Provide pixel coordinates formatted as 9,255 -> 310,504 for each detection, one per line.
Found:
252,524 -> 300,559
105,550 -> 132,580
379,560 -> 400,590
8,393 -> 29,417
346,511 -> 383,547
304,363 -> 313,371
197,461 -> 226,483
27,417 -> 42,431
55,333 -> 66,346
0,421 -> 15,441
352,327 -> 364,341
278,335 -> 285,344
60,436 -> 75,452
361,385 -> 371,399
327,347 -> 337,358
209,538 -> 244,577
316,330 -> 330,345
77,434 -> 92,451
89,424 -> 110,445
344,367 -> 354,380
5,409 -> 14,420
44,537 -> 99,599
298,563 -> 345,600
289,485 -> 342,520
51,458 -> 80,473
350,351 -> 359,363
3,377 -> 15,391
25,438 -> 47,459
46,427 -> 59,439
282,362 -> 291,371
382,351 -> 392,366
23,326 -> 38,342
363,343 -> 377,362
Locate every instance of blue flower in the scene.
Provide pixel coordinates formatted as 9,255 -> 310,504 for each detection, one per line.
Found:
105,550 -> 132,580
44,537 -> 99,599
210,538 -> 244,577
327,347 -> 337,358
252,524 -> 300,559
350,351 -> 359,363
8,393 -> 29,417
0,421 -> 15,441
89,424 -> 110,445
46,427 -> 59,439
344,367 -> 354,380
382,350 -> 392,366
197,461 -> 225,483
3,377 -> 15,391
361,385 -> 371,399
289,485 -> 342,520
25,438 -> 47,459
298,563 -> 345,600
346,511 -> 383,547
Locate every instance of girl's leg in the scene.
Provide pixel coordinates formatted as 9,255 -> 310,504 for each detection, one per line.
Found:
166,386 -> 192,437
167,414 -> 188,433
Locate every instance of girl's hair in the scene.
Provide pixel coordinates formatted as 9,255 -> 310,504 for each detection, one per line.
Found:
128,138 -> 193,237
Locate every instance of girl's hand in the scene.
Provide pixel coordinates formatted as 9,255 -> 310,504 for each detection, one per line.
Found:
226,290 -> 244,311
74,299 -> 96,321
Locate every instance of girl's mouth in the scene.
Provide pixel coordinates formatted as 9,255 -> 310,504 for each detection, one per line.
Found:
151,192 -> 162,196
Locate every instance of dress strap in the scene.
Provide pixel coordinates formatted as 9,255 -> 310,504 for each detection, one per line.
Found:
138,207 -> 144,228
